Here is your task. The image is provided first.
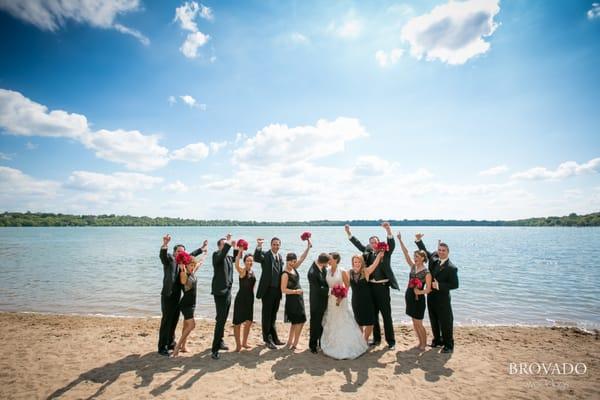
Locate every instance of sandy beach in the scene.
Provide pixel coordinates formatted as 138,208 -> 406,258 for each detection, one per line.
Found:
1,312 -> 598,400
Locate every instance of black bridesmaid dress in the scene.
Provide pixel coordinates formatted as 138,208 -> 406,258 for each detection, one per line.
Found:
283,270 -> 307,324
233,271 -> 256,325
405,267 -> 429,320
349,270 -> 375,326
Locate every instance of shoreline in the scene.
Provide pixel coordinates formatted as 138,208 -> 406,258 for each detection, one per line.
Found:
6,310 -> 600,332
1,312 -> 599,399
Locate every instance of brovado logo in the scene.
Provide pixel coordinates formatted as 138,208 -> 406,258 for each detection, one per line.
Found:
509,362 -> 587,375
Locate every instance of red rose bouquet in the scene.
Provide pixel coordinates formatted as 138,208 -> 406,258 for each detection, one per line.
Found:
374,242 -> 389,252
408,277 -> 423,300
175,251 -> 192,265
301,231 -> 312,241
331,283 -> 348,306
236,239 -> 249,250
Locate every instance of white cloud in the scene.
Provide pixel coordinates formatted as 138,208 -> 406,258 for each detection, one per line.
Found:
164,180 -> 189,193
83,129 -> 170,171
0,88 -> 88,139
289,32 -> 309,45
511,158 -> 600,181
0,0 -> 149,45
179,94 -> 206,110
375,48 -> 404,67
209,141 -> 228,153
328,11 -> 363,39
233,117 -> 368,166
0,88 -> 170,171
0,166 -> 59,200
66,170 -> 163,192
479,165 -> 508,176
0,152 -> 13,160
180,31 -> 210,58
171,142 -> 210,161
168,95 -> 177,106
401,0 -> 500,65
588,3 -> 600,20
174,1 -> 211,58
26,142 -> 38,150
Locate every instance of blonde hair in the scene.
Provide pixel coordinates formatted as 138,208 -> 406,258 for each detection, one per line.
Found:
351,255 -> 367,280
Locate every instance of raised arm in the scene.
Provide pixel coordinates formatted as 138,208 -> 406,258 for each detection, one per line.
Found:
415,233 -> 433,260
213,235 -> 232,265
345,224 -> 366,252
382,222 -> 395,254
190,240 -> 208,257
234,248 -> 247,278
295,238 -> 312,268
397,233 -> 415,268
253,238 -> 265,263
159,234 -> 171,268
364,251 -> 385,280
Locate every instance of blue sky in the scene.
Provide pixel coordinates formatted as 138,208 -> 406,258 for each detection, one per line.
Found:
0,0 -> 599,220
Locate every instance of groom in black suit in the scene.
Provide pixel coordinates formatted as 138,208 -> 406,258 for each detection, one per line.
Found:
415,234 -> 459,353
210,234 -> 238,360
158,234 -> 206,356
307,253 -> 331,354
346,222 -> 398,349
254,237 -> 284,349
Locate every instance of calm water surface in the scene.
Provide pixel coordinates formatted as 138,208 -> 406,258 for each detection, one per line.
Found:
0,226 -> 598,329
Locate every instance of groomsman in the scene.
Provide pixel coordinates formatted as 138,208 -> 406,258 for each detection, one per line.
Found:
211,234 -> 237,360
346,222 -> 398,349
415,234 -> 459,353
307,253 -> 331,354
158,234 -> 206,356
254,237 -> 285,349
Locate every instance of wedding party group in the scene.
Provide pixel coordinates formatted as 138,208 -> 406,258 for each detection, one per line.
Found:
157,222 -> 459,360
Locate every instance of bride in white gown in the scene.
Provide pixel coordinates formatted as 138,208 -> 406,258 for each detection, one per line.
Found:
320,253 -> 368,359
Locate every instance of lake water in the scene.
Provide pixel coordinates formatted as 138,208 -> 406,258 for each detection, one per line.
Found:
0,226 -> 598,329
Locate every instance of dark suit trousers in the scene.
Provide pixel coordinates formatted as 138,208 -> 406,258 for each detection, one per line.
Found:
159,295 -> 180,351
261,286 -> 281,342
212,291 -> 232,352
370,283 -> 395,345
309,303 -> 326,350
427,295 -> 454,348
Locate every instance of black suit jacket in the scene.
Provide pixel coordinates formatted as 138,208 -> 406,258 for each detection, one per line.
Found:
349,235 -> 399,290
307,262 -> 329,314
211,243 -> 238,296
159,246 -> 204,298
254,248 -> 283,299
415,240 -> 459,301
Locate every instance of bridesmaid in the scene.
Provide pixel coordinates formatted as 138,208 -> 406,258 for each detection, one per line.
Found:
349,251 -> 384,341
280,238 -> 312,350
173,251 -> 207,357
398,232 -> 432,350
232,248 -> 256,352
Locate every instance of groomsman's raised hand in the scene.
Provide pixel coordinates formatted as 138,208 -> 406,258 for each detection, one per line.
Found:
257,238 -> 264,248
415,233 -> 424,242
382,221 -> 392,235
162,234 -> 171,247
344,224 -> 351,236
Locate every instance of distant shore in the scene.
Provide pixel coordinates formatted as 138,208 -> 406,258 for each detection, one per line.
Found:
1,312 -> 598,399
1,211 -> 599,227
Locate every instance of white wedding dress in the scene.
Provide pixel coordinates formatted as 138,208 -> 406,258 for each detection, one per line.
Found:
320,267 -> 368,359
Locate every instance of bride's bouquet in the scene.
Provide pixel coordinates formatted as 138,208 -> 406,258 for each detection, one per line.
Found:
331,283 -> 348,306
373,242 -> 389,252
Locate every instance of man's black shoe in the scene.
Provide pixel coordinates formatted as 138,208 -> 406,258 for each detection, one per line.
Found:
265,341 -> 277,350
211,351 -> 220,360
441,347 -> 453,354
310,348 -> 318,354
158,348 -> 170,356
430,340 -> 442,348
219,342 -> 229,351
167,342 -> 176,351
388,344 -> 396,350
273,339 -> 285,346
368,341 -> 380,347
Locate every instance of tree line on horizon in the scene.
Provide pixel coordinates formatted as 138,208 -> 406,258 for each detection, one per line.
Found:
0,212 -> 599,227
